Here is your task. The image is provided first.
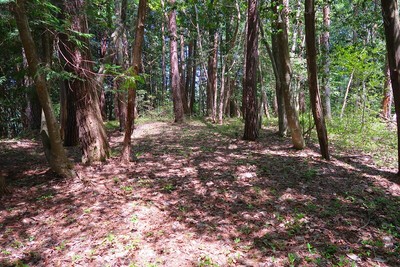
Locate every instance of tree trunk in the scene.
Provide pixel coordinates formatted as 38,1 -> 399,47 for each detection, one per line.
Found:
266,20 -> 287,135
381,0 -> 400,174
58,0 -> 110,163
382,59 -> 392,119
190,41 -> 197,114
243,0 -> 259,141
113,0 -> 128,131
180,33 -> 190,114
321,3 -> 331,120
121,0 -> 147,162
161,0 -> 167,103
13,0 -> 73,177
169,0 -> 184,123
207,31 -> 219,122
305,0 -> 330,160
273,0 -> 305,149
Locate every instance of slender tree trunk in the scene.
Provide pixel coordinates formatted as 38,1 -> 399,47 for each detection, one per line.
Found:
273,0 -> 305,149
161,0 -> 167,104
13,0 -> 73,177
207,31 -> 219,122
321,3 -> 331,120
168,0 -> 184,123
382,59 -> 393,119
190,41 -> 197,114
305,0 -> 330,160
113,0 -> 128,131
381,0 -> 400,174
121,0 -> 147,162
180,33 -> 189,114
186,41 -> 193,114
243,0 -> 259,141
266,21 -> 287,135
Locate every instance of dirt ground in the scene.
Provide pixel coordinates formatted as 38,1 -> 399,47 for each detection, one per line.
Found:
1,120 -> 399,266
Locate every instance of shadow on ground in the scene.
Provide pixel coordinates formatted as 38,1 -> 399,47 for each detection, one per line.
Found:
1,120 -> 399,266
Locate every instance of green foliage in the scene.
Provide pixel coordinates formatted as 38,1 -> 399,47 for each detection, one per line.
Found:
327,112 -> 397,167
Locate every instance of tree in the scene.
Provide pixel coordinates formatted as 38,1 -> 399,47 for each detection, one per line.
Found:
121,0 -> 147,162
243,0 -> 259,141
305,0 -> 330,160
381,0 -> 400,174
272,0 -> 305,149
321,3 -> 331,120
168,0 -> 184,123
12,0 -> 73,177
112,0 -> 128,131
58,0 -> 110,163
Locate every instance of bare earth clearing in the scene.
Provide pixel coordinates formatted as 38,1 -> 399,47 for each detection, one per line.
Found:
1,120 -> 400,266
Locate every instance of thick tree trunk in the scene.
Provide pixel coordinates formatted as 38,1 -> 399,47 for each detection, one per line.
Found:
305,0 -> 330,160
243,0 -> 259,141
61,82 -> 79,146
121,0 -> 147,162
13,0 -> 73,177
381,0 -> 400,174
168,0 -> 184,123
321,4 -> 331,120
59,0 -> 110,163
273,0 -> 304,149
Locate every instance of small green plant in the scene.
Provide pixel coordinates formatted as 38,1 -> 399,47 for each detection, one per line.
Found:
121,186 -> 133,192
37,193 -> 53,201
307,243 -> 316,254
72,254 -> 82,262
11,240 -> 24,249
163,183 -> 175,192
130,214 -> 139,224
55,240 -> 66,251
83,208 -> 92,214
287,253 -> 298,267
303,168 -> 317,181
234,237 -> 241,244
323,244 -> 338,259
198,255 -> 219,267
1,250 -> 11,255
113,177 -> 120,184
105,233 -> 116,243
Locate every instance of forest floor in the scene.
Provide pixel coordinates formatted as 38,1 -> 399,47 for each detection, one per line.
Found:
1,119 -> 400,267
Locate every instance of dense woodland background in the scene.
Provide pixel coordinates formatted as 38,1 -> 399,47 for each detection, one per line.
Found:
0,0 -> 399,168
1,0 -> 400,266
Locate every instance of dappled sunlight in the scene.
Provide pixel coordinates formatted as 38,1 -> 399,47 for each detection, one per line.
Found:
1,121 -> 400,266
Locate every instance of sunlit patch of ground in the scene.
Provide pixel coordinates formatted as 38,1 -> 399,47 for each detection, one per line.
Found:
1,120 -> 399,266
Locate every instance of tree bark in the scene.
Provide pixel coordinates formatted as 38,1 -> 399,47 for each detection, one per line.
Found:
207,31 -> 219,122
180,33 -> 190,114
121,0 -> 147,162
243,0 -> 259,141
273,0 -> 304,149
13,0 -> 73,177
58,0 -> 110,163
112,0 -> 128,131
305,0 -> 330,160
321,3 -> 331,120
168,0 -> 184,123
382,59 -> 393,119
381,0 -> 400,174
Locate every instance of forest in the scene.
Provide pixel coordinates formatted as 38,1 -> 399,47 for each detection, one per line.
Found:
1,0 -> 400,266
